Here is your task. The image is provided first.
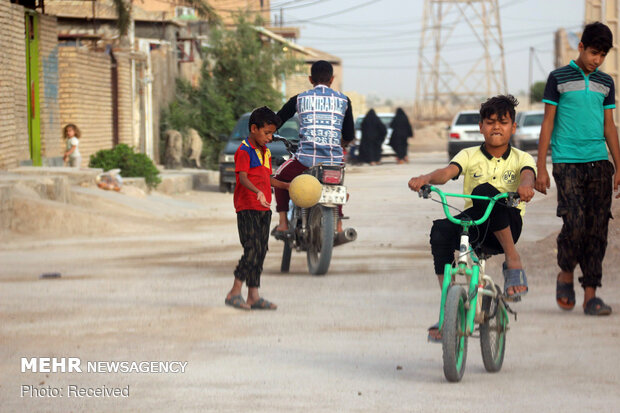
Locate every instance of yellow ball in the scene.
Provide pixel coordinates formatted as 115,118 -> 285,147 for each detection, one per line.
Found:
289,174 -> 323,208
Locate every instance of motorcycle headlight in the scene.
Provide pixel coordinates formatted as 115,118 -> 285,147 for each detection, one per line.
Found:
282,154 -> 290,161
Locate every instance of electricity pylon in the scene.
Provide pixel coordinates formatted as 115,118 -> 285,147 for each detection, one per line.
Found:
414,0 -> 507,121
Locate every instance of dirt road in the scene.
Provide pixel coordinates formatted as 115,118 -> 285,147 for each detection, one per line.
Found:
1,152 -> 619,412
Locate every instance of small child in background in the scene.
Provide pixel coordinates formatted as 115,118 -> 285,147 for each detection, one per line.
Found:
63,124 -> 81,167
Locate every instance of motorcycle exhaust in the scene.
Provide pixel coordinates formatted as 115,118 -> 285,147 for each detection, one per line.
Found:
334,228 -> 357,246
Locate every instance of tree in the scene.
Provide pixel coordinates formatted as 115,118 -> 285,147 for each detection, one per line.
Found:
161,66 -> 235,170
161,13 -> 301,169
206,14 -> 301,118
530,81 -> 546,103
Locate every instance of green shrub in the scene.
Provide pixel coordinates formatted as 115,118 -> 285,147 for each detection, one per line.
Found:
89,144 -> 161,189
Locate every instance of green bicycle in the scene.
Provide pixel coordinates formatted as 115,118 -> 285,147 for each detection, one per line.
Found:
419,184 -> 518,382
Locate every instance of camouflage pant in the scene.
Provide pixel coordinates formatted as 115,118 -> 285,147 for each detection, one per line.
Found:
553,161 -> 614,288
234,210 -> 271,288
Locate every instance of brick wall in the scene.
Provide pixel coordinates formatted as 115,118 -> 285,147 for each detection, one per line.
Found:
58,46 -> 113,166
38,14 -> 62,161
0,0 -> 29,170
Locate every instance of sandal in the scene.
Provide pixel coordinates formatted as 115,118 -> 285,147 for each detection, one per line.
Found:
224,294 -> 250,311
556,278 -> 576,311
502,262 -> 528,302
583,297 -> 612,316
427,322 -> 441,343
271,225 -> 289,240
250,297 -> 277,310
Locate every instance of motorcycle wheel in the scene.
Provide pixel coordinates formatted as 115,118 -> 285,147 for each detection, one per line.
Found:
306,205 -> 334,276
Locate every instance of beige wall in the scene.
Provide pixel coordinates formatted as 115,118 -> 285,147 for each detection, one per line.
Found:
58,46 -> 113,166
138,0 -> 271,24
344,91 -> 367,120
213,0 -> 271,25
0,0 -> 29,170
39,14 -> 63,162
0,2 -> 62,169
282,57 -> 344,101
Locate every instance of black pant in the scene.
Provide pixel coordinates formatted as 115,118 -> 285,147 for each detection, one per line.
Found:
553,161 -> 614,288
430,183 -> 522,275
234,210 -> 271,288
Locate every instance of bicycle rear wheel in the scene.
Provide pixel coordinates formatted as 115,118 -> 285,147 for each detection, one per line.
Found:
480,286 -> 507,372
442,285 -> 468,382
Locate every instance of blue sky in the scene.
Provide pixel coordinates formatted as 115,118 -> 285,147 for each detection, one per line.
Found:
271,0 -> 585,100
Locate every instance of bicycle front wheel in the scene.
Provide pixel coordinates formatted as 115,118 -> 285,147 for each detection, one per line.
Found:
442,285 -> 468,382
480,285 -> 507,372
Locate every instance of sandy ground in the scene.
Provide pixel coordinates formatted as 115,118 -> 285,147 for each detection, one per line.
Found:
1,142 -> 620,412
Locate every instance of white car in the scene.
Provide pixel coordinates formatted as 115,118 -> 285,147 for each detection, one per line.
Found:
512,110 -> 543,151
447,110 -> 482,159
353,113 -> 395,157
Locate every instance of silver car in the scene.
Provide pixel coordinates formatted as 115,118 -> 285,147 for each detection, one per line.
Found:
512,110 -> 544,151
353,113 -> 395,157
447,110 -> 482,159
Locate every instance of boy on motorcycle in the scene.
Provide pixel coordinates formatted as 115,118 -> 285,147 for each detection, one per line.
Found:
272,60 -> 355,234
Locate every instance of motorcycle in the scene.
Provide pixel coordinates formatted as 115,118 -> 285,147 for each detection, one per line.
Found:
272,135 -> 357,276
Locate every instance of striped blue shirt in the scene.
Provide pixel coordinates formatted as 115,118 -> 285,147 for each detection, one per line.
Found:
543,60 -> 615,163
277,85 -> 354,167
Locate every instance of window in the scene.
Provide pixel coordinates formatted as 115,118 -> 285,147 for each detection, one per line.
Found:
455,113 -> 480,125
523,114 -> 544,127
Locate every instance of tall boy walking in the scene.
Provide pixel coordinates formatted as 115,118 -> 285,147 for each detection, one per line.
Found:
536,22 -> 620,315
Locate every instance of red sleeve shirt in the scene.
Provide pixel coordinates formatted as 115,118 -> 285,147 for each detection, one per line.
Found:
233,139 -> 273,212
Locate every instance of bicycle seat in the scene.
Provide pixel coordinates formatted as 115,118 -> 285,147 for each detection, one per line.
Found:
474,245 -> 503,259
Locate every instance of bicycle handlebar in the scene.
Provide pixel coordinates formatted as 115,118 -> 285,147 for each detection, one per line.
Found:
418,184 -> 520,227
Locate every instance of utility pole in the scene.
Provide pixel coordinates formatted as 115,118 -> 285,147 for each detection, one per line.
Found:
528,47 -> 533,110
414,0 -> 507,122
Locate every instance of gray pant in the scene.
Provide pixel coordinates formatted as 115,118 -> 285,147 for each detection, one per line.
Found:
68,156 -> 81,167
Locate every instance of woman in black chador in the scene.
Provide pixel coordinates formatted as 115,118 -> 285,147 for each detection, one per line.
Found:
359,109 -> 386,165
389,107 -> 413,164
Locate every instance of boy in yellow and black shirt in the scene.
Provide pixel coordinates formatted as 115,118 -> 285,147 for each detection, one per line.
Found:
408,95 -> 536,342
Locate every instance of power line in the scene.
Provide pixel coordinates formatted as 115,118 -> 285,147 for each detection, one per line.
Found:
281,0 -> 384,23
308,25 -> 577,57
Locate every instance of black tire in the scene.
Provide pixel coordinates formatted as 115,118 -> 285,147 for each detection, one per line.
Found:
480,286 -> 507,373
306,205 -> 334,276
218,180 -> 228,193
281,240 -> 292,273
442,285 -> 468,382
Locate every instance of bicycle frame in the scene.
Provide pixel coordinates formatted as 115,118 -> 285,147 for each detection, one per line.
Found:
423,185 -> 512,335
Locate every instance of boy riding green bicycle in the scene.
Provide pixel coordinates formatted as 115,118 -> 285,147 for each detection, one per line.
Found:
408,95 -> 536,342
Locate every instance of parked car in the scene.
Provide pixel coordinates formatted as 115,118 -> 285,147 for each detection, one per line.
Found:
447,110 -> 482,159
349,113 -> 395,161
218,113 -> 300,193
512,110 -> 543,151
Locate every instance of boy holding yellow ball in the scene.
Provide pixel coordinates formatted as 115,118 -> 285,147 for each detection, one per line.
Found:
225,107 -> 289,310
